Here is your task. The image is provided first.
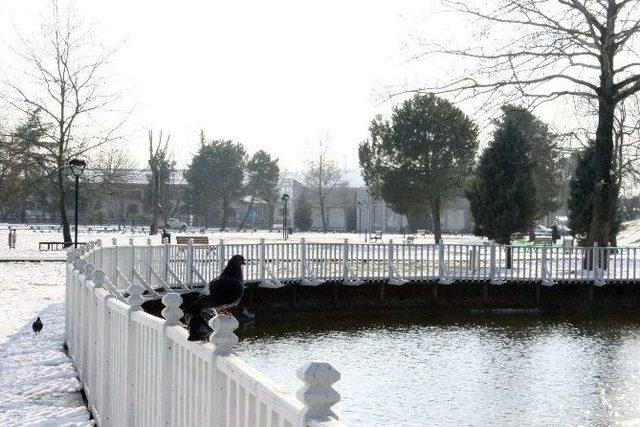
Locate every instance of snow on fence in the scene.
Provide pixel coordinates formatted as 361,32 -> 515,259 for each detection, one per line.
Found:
81,238 -> 640,298
66,242 -> 343,427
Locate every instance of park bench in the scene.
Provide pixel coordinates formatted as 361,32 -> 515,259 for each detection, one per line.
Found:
175,235 -> 209,245
416,229 -> 428,236
369,230 -> 383,242
533,235 -> 553,245
404,235 -> 416,244
39,241 -> 85,251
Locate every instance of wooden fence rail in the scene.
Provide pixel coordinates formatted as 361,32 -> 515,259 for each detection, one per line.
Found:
66,242 -> 342,427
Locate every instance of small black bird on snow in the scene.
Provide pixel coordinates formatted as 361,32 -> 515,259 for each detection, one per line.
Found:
32,317 -> 43,335
185,254 -> 245,341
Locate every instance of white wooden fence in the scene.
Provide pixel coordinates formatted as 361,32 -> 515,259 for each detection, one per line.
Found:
81,238 -> 640,300
66,241 -> 343,427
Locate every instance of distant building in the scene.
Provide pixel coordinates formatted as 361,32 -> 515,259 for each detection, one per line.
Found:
288,179 -> 473,233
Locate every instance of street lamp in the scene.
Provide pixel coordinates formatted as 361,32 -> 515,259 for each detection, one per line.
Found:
69,158 -> 87,248
281,193 -> 290,240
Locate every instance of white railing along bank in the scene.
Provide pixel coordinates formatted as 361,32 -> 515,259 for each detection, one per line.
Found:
66,241 -> 343,427
85,238 -> 640,299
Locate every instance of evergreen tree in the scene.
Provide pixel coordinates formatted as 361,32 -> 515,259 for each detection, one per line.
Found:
294,193 -> 313,231
468,108 -> 536,267
184,133 -> 246,229
359,93 -> 478,243
237,150 -> 280,230
568,141 -> 621,244
501,105 -> 560,222
0,113 -> 47,217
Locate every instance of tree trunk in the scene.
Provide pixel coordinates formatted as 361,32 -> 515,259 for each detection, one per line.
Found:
58,168 -> 72,246
589,96 -> 616,248
268,204 -> 274,230
238,195 -> 256,231
221,198 -> 228,230
150,174 -> 160,235
430,197 -> 442,244
589,15 -> 617,248
320,197 -> 327,232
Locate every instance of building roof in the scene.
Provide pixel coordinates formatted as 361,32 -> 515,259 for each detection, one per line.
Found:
84,168 -> 187,185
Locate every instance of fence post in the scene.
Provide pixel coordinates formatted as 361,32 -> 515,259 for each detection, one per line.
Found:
208,314 -> 239,427
187,238 -> 194,286
387,239 -> 394,281
163,240 -> 169,285
541,245 -> 548,283
489,242 -> 496,283
129,238 -> 135,284
296,362 -> 341,424
218,239 -> 225,274
438,240 -> 452,284
146,238 -> 152,284
93,269 -> 112,423
342,239 -> 349,284
300,238 -> 307,282
113,238 -> 118,288
160,293 -> 183,426
124,284 -> 144,427
210,314 -> 239,355
259,238 -> 266,284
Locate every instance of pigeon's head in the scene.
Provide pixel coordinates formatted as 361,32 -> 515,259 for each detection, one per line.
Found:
230,254 -> 246,266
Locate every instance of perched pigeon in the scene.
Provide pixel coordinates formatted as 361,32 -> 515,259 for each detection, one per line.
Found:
185,254 -> 245,341
32,317 -> 43,335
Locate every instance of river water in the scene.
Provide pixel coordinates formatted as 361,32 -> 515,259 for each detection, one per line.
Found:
236,316 -> 640,427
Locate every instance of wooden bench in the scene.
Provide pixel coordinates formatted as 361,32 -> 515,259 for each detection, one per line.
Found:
39,241 -> 85,251
369,230 -> 383,242
175,235 -> 209,245
533,235 -> 553,245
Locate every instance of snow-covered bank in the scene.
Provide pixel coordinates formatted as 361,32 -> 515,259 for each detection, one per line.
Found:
619,219 -> 640,246
0,262 -> 92,426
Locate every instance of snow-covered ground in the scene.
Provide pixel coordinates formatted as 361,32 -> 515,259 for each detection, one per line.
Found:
0,262 -> 93,426
0,224 -> 489,261
619,219 -> 640,246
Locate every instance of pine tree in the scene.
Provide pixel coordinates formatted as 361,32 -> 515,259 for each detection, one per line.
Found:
501,105 -> 560,222
237,150 -> 280,230
359,93 -> 478,243
468,108 -> 536,267
184,133 -> 246,229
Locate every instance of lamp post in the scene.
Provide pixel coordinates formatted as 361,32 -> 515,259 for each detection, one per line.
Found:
281,193 -> 290,240
69,158 -> 87,248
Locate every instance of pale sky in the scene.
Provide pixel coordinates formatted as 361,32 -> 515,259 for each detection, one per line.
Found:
0,0 -> 582,183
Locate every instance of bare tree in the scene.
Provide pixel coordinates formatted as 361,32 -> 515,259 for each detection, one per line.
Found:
84,146 -> 136,222
302,137 -> 346,232
1,1 -> 127,245
613,96 -> 640,191
148,130 -> 173,235
410,0 -> 640,247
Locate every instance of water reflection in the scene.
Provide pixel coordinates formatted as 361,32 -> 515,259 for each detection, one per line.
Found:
235,316 -> 640,427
